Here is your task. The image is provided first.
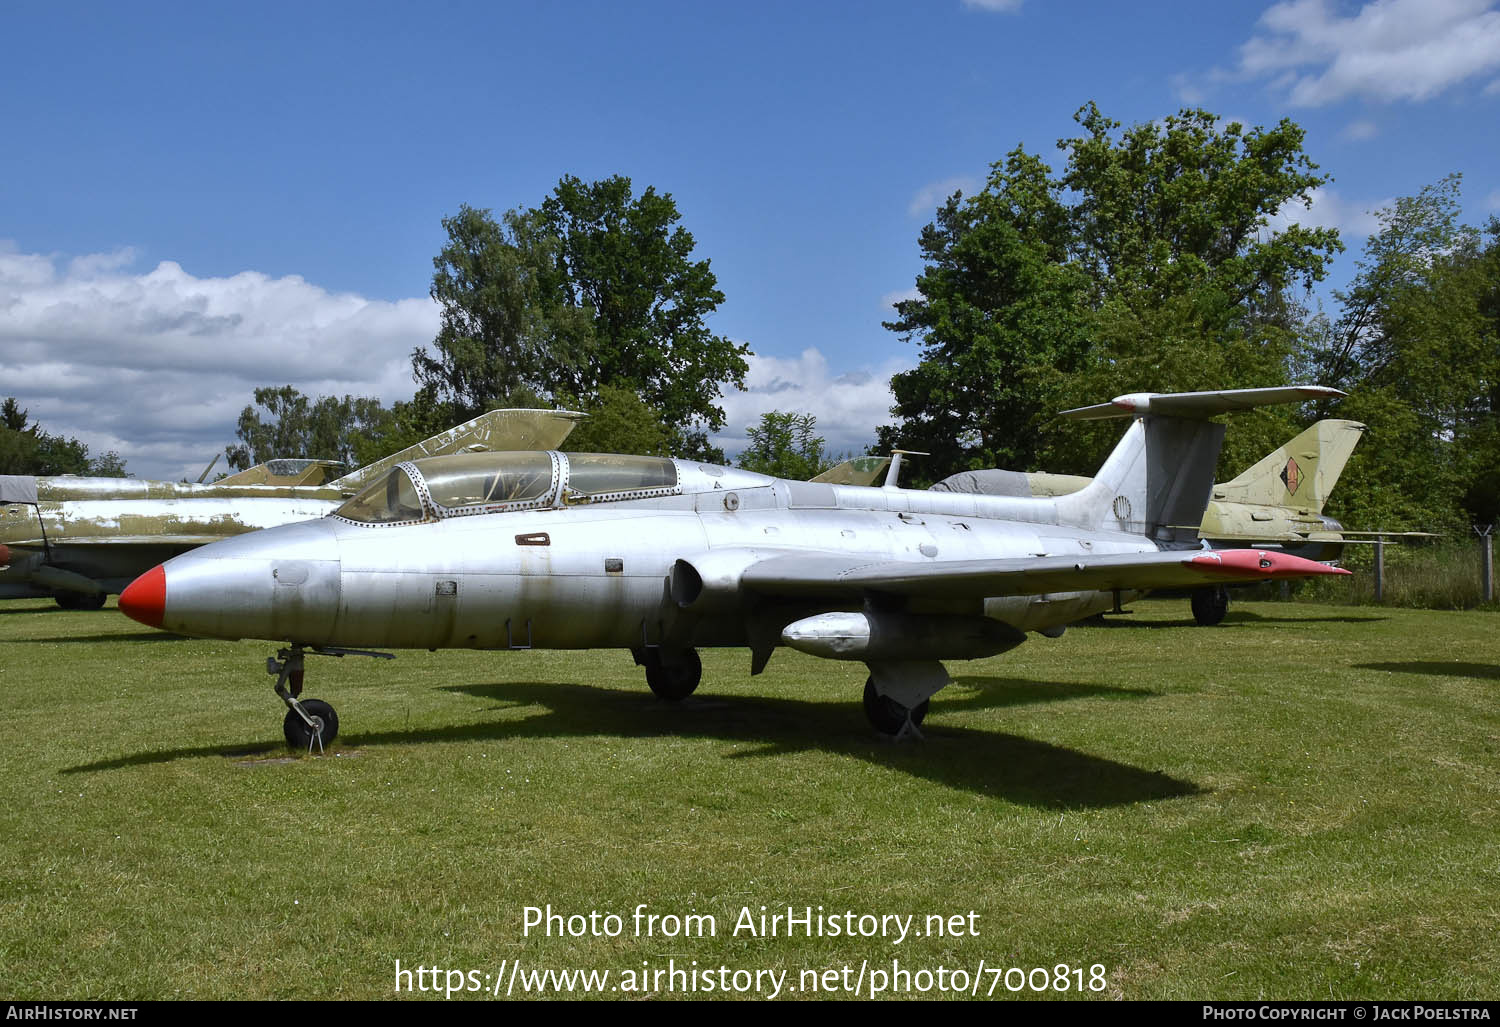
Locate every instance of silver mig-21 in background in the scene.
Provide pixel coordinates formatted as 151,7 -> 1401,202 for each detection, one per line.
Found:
118,386 -> 1352,748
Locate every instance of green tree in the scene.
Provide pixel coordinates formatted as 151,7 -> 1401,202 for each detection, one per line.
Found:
0,398 -> 128,476
883,103 -> 1342,483
880,148 -> 1091,479
413,176 -> 750,461
1309,178 -> 1499,532
226,386 -> 388,471
737,411 -> 831,480
559,384 -> 673,457
532,175 -> 749,460
414,205 -> 594,417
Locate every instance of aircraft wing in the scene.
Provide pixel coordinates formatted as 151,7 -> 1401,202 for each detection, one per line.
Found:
738,548 -> 1348,601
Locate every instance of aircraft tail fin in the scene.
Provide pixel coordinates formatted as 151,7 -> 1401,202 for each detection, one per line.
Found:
1213,419 -> 1366,513
330,408 -> 586,495
1053,387 -> 1345,543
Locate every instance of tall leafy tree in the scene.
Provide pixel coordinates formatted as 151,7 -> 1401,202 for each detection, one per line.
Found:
559,384 -> 672,457
882,103 -> 1341,483
413,177 -> 750,462
737,411 -> 831,480
226,386 -> 388,471
1308,177 -> 1499,532
0,398 -> 128,476
881,148 -> 1090,478
532,175 -> 750,460
414,205 -> 594,417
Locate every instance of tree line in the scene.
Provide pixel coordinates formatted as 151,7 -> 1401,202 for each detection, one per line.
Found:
0,398 -> 126,476
225,104 -> 1497,534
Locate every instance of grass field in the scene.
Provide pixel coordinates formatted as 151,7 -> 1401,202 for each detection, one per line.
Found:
2,596 -> 1497,1000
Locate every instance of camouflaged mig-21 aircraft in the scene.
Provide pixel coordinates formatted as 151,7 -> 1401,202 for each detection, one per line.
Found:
0,409 -> 583,609
116,386 -> 1352,749
931,419 -> 1369,625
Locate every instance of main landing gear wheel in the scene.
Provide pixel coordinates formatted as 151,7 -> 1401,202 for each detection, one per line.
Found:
55,591 -> 107,611
283,699 -> 339,751
1191,585 -> 1230,627
641,648 -> 702,700
863,678 -> 929,737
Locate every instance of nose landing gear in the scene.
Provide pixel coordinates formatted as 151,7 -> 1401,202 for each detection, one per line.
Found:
266,644 -> 394,752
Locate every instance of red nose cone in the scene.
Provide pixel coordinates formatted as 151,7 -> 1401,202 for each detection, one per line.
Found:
119,565 -> 166,628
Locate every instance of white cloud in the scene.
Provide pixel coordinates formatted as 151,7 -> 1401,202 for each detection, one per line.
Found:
0,244 -> 438,481
1268,186 -> 1387,242
1341,118 -> 1379,140
1236,0 -> 1500,106
713,349 -> 912,459
880,287 -> 920,312
961,0 -> 1023,11
908,175 -> 980,217
1487,189 -> 1500,210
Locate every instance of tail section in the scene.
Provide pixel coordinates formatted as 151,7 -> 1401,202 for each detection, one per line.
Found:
1213,419 -> 1366,513
1052,387 -> 1345,542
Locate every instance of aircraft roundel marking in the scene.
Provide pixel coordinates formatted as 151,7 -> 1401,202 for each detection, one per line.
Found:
1280,457 -> 1302,495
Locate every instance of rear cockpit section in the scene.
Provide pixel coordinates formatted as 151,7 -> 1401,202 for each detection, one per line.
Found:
563,453 -> 677,504
332,452 -> 687,525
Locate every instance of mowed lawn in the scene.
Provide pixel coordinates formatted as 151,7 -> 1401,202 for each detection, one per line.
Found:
1,597 -> 1497,1000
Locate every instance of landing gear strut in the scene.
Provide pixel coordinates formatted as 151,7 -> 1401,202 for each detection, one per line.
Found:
265,644 -> 394,752
635,647 -> 702,700
863,678 -> 929,739
269,647 -> 337,753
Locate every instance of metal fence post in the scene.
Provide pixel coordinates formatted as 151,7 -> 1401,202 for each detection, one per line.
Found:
1374,538 -> 1384,603
1481,525 -> 1495,604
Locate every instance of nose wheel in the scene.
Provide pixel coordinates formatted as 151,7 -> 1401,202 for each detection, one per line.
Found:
263,643 -> 394,751
268,646 -> 339,752
283,699 -> 339,752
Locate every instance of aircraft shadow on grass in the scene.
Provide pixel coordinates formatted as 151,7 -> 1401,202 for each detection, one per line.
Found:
62,675 -> 1199,809
1355,661 -> 1500,682
25,632 -> 189,644
1083,610 -> 1388,629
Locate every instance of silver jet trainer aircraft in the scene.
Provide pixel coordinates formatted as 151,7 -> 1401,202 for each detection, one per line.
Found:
117,386 -> 1351,749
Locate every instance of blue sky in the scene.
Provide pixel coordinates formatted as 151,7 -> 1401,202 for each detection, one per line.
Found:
3,0 -> 1498,479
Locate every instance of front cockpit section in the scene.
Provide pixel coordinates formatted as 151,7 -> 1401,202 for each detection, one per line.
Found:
333,452 -> 696,526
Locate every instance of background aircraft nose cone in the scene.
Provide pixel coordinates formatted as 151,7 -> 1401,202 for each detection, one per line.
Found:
119,565 -> 166,628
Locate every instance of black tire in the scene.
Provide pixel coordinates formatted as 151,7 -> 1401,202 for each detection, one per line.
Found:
645,648 -> 702,701
55,591 -> 107,611
283,699 -> 339,750
863,678 -> 929,736
1190,586 -> 1230,627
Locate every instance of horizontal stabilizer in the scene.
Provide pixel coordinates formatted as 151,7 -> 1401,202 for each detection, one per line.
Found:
1061,385 -> 1345,422
739,548 -> 1348,601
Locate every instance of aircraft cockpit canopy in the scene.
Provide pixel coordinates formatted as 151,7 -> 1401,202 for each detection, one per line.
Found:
334,452 -> 678,525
